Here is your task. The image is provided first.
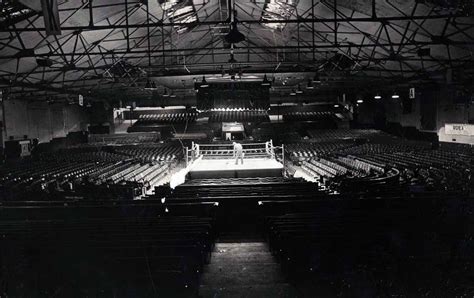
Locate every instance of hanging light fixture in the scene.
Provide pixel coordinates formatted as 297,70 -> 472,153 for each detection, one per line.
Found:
392,92 -> 400,99
374,93 -> 382,99
261,74 -> 271,86
312,73 -> 321,83
290,89 -> 296,96
144,79 -> 152,90
200,76 -> 209,88
163,88 -> 169,97
296,84 -> 303,94
170,90 -> 176,98
306,79 -> 314,90
144,79 -> 157,90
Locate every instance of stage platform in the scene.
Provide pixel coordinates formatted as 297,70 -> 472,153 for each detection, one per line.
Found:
188,157 -> 283,179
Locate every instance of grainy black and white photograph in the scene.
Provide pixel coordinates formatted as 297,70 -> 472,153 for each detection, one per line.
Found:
0,0 -> 473,297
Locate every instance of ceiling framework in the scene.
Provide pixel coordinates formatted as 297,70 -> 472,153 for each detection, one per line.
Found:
0,0 -> 473,101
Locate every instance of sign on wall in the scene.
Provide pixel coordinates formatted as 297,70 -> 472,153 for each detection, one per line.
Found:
445,123 -> 474,136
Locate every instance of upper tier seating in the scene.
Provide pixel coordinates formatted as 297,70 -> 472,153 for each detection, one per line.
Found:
283,111 -> 334,122
208,110 -> 269,123
88,132 -> 160,145
137,112 -> 199,124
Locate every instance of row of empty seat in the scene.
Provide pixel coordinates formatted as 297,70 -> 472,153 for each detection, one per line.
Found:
0,215 -> 215,297
283,111 -> 334,122
138,112 -> 199,124
88,132 -> 160,145
265,195 -> 473,296
0,144 -> 183,200
208,110 -> 269,123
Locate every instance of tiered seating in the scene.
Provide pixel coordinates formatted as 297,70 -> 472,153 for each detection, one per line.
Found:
285,130 -> 472,194
285,142 -> 356,160
113,144 -> 183,162
307,129 -> 387,140
208,110 -> 269,123
265,195 -> 473,296
151,177 -> 323,202
138,112 -> 198,124
88,132 -> 160,145
0,216 -> 215,297
0,144 -> 182,201
283,111 -> 334,122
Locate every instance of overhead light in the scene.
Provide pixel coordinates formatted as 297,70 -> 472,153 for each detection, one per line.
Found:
224,21 -> 245,44
144,79 -> 152,90
312,73 -> 321,83
357,99 -> 364,103
306,79 -> 314,89
200,76 -> 209,88
374,94 -> 382,99
334,104 -> 340,108
163,88 -> 169,97
296,84 -> 303,94
144,79 -> 157,90
228,53 -> 237,63
392,93 -> 400,99
261,74 -> 271,86
290,89 -> 296,96
170,90 -> 176,98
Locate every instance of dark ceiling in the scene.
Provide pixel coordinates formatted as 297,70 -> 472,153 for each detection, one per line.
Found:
0,0 -> 473,102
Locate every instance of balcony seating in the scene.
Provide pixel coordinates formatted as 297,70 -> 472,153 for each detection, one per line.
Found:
283,111 -> 334,122
208,110 -> 269,123
137,112 -> 199,124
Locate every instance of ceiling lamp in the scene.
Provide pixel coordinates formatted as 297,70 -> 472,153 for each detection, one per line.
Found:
392,92 -> 400,99
312,73 -> 321,83
201,76 -> 209,88
144,79 -> 157,90
224,20 -> 245,44
170,90 -> 176,98
261,74 -> 271,86
228,53 -> 237,63
374,94 -> 382,99
306,79 -> 314,89
144,79 -> 152,90
357,99 -> 364,103
163,88 -> 169,97
296,84 -> 303,94
290,89 -> 296,96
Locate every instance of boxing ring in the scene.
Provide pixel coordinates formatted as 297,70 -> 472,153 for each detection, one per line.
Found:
185,140 -> 285,179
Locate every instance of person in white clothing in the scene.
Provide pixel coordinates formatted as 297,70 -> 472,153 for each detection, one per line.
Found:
233,142 -> 244,165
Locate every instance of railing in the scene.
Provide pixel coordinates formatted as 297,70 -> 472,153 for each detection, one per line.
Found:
186,140 -> 283,169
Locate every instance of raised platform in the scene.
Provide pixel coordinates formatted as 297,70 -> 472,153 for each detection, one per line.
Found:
188,157 -> 283,179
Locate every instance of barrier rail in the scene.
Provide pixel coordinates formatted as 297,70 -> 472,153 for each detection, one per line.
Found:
186,140 -> 285,175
